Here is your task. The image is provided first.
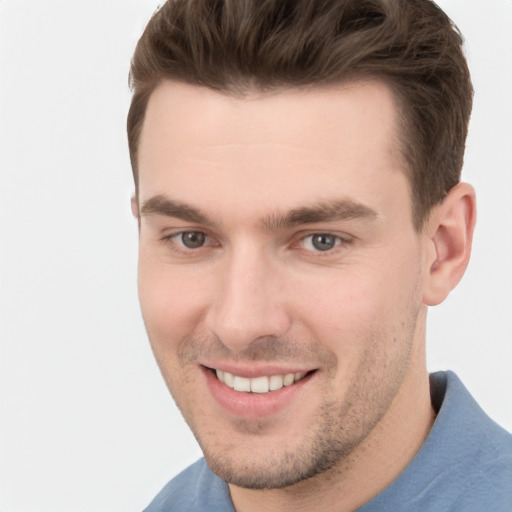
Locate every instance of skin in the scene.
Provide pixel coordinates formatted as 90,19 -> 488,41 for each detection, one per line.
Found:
134,80 -> 476,512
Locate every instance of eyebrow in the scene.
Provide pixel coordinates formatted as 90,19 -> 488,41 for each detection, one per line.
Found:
139,194 -> 378,229
261,200 -> 378,230
140,195 -> 213,225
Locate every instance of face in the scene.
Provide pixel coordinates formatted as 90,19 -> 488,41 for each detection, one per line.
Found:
136,80 -> 430,489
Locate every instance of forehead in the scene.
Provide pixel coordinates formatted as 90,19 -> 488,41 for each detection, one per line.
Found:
137,80 -> 410,222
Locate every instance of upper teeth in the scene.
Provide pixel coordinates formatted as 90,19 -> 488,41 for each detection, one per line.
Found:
215,370 -> 306,393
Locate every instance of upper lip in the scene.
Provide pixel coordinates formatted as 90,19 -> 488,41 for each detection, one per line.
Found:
201,362 -> 315,378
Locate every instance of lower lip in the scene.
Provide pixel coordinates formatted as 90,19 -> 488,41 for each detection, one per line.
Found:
202,366 -> 313,418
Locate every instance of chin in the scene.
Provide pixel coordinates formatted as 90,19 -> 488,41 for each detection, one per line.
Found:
194,402 -> 364,490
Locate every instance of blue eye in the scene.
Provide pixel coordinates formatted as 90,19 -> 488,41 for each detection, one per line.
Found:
302,234 -> 342,252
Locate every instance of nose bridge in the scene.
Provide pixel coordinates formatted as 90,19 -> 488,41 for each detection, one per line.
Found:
206,240 -> 290,352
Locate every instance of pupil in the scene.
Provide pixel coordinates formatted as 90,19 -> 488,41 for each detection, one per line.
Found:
312,234 -> 336,251
182,232 -> 206,248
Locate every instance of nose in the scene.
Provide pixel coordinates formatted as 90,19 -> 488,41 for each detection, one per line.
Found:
204,244 -> 291,353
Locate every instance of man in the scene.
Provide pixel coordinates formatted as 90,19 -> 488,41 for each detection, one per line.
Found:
127,0 -> 512,510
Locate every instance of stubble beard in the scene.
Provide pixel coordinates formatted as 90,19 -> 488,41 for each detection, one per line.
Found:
199,363 -> 411,490
166,321 -> 417,491
199,395 -> 364,489
157,300 -> 417,489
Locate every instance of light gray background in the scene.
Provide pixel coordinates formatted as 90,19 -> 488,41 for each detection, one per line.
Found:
1,1 -> 511,510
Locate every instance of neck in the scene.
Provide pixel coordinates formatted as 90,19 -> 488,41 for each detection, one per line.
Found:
229,321 -> 435,512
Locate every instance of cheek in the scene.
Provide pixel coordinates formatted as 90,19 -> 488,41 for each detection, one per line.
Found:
292,269 -> 388,332
137,257 -> 210,349
291,253 -> 422,352
137,261 -> 211,399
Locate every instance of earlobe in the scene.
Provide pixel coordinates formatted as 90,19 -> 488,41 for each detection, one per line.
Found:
423,182 -> 477,306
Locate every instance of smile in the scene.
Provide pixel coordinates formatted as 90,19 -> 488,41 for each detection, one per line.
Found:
215,369 -> 308,394
203,365 -> 316,417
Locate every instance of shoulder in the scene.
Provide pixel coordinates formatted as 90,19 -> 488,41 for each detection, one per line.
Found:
142,458 -> 235,512
431,371 -> 512,462
359,371 -> 512,512
434,371 -> 512,510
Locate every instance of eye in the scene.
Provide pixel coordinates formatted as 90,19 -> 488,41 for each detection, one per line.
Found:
300,233 -> 343,252
161,229 -> 219,256
173,231 -> 208,249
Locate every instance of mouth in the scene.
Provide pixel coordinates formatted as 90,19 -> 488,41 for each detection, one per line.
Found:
214,368 -> 309,394
202,365 -> 316,418
204,365 -> 315,393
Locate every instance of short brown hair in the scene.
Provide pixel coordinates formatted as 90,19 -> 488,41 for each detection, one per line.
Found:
128,0 -> 473,230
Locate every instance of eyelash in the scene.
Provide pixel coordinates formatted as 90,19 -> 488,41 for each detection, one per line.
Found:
296,233 -> 348,252
161,231 -> 217,252
160,231 -> 352,255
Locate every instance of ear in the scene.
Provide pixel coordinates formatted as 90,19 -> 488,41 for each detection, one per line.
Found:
423,182 -> 477,306
131,195 -> 139,218
131,195 -> 141,232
